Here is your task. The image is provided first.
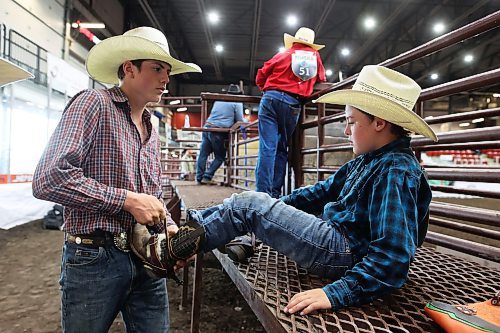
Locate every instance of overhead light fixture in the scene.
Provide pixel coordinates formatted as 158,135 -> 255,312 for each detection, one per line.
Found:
71,21 -> 105,29
340,48 -> 350,56
286,15 -> 298,26
363,17 -> 376,30
325,69 -> 333,77
278,46 -> 286,53
177,107 -> 187,112
430,73 -> 439,80
244,109 -> 250,115
472,118 -> 484,123
458,122 -> 470,127
207,11 -> 219,24
433,22 -> 445,34
215,44 -> 224,52
493,93 -> 500,98
169,99 -> 180,105
163,89 -> 169,94
464,54 -> 474,63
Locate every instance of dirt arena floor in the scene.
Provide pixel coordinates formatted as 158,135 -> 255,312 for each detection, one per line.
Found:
0,219 -> 265,333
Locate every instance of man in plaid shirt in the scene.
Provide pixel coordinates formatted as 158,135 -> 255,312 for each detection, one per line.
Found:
33,27 -> 200,332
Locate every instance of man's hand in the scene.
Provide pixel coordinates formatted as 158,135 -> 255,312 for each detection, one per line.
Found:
123,191 -> 166,226
284,288 -> 331,315
166,224 -> 195,270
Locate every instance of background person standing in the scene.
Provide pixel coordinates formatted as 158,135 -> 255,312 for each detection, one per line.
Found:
255,27 -> 326,198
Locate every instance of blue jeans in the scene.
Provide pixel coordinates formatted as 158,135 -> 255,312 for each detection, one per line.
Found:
196,129 -> 228,182
255,90 -> 301,198
194,191 -> 354,279
60,242 -> 169,333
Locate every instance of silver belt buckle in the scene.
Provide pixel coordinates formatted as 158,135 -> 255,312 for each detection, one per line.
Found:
113,232 -> 130,252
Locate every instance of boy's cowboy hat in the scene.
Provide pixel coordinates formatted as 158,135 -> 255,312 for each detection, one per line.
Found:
0,58 -> 34,87
314,65 -> 438,141
86,26 -> 202,85
284,27 -> 325,51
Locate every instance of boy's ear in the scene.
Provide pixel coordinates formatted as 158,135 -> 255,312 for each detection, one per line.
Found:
373,117 -> 388,132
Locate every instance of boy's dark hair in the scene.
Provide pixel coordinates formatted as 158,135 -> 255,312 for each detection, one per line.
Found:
117,59 -> 145,80
360,110 -> 411,138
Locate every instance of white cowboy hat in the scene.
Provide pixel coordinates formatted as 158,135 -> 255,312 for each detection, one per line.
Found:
284,27 -> 325,51
314,65 -> 438,141
0,58 -> 34,87
86,26 -> 202,85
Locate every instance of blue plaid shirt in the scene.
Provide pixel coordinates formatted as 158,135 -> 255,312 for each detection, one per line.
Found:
282,137 -> 432,310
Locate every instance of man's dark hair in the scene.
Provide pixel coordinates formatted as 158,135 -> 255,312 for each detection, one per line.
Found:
117,59 -> 145,80
360,110 -> 411,138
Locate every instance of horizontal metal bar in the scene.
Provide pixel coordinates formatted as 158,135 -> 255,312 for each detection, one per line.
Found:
426,168 -> 500,182
411,127 -> 500,146
424,107 -> 500,125
430,202 -> 500,227
415,141 -> 500,151
234,137 -> 259,145
425,231 -> 500,263
430,217 -> 500,241
430,185 -> 500,199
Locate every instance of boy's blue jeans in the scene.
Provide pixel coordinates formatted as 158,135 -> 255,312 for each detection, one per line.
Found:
60,243 -> 169,333
196,191 -> 354,279
196,130 -> 228,182
255,90 -> 301,198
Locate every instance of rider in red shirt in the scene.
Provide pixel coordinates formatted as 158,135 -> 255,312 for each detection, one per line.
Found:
255,27 -> 326,198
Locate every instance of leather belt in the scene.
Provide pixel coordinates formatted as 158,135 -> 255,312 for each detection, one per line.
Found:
274,90 -> 304,103
66,231 -> 130,252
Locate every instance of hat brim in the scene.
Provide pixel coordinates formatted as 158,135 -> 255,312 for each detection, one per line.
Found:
86,35 -> 202,85
284,33 -> 325,51
0,58 -> 34,87
314,90 -> 438,142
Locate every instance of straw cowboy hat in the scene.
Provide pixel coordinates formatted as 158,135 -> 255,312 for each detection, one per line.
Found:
314,65 -> 438,141
86,26 -> 202,85
284,27 -> 325,51
0,58 -> 34,87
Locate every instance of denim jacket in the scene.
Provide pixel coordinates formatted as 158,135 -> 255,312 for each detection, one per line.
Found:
281,137 -> 432,309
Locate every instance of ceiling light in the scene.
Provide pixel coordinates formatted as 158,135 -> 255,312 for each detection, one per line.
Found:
163,89 -> 169,94
325,69 -> 333,77
458,122 -> 470,127
486,98 -> 491,103
341,48 -> 350,56
286,15 -> 298,26
433,22 -> 445,34
430,73 -> 439,80
493,93 -> 500,98
207,11 -> 219,24
464,54 -> 474,63
278,46 -> 286,53
244,109 -> 250,115
472,118 -> 484,123
215,44 -> 224,52
364,17 -> 376,30
177,107 -> 187,112
169,99 -> 180,105
72,21 -> 105,29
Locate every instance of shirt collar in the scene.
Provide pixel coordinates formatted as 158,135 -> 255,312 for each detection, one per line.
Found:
363,137 -> 412,162
107,86 -> 152,118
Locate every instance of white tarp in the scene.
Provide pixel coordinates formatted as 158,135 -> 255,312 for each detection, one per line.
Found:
0,182 -> 54,229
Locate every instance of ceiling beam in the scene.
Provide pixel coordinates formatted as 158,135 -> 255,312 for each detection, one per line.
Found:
348,0 -> 414,70
196,0 -> 222,80
314,0 -> 336,35
248,0 -> 262,80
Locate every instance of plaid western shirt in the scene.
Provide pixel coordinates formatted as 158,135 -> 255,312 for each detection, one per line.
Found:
282,137 -> 432,310
33,87 -> 174,235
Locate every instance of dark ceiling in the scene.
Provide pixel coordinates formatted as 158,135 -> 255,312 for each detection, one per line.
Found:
114,1 -> 498,88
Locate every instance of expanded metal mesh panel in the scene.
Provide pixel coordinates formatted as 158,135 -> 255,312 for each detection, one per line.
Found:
171,181 -> 242,209
232,246 -> 499,333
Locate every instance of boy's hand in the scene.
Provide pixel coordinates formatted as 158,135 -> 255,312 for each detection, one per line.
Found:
284,288 -> 331,315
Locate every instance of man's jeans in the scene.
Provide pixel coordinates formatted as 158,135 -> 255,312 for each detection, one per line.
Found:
196,129 -> 228,182
195,191 -> 354,279
60,242 -> 169,333
255,90 -> 301,198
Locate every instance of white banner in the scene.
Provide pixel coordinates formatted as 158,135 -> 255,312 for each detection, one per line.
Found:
47,53 -> 89,97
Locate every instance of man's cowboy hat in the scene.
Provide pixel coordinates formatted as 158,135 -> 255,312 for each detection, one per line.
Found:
86,26 -> 202,85
284,27 -> 325,51
222,84 -> 242,95
0,58 -> 34,87
314,65 -> 438,141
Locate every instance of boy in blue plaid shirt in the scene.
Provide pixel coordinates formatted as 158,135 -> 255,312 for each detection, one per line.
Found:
133,65 -> 438,314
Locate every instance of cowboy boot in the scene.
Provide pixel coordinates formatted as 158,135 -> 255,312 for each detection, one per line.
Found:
425,293 -> 500,333
130,211 -> 205,283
